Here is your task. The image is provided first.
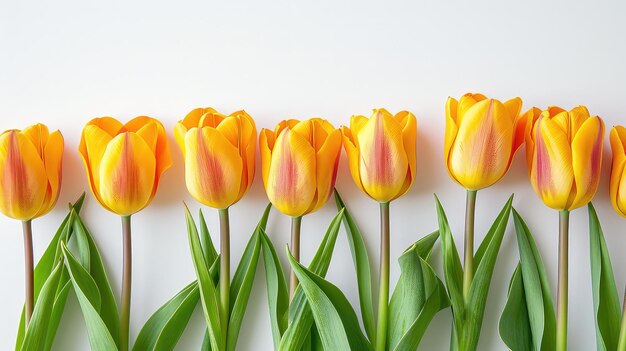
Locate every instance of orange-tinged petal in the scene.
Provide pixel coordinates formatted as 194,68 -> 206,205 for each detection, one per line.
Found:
36,130 -> 64,217
259,129 -> 274,190
397,111 -> 417,190
181,107 -> 219,129
125,116 -> 172,182
448,99 -> 514,190
98,132 -> 157,216
610,126 -> 626,216
136,121 -> 158,153
174,121 -> 188,157
85,117 -> 124,136
312,128 -> 342,211
444,97 -> 459,167
357,109 -> 408,202
0,131 -> 48,220
569,116 -> 604,210
341,126 -> 367,195
21,123 -> 49,158
568,106 -> 591,137
531,117 -> 574,210
80,124 -> 114,207
504,97 -> 523,123
266,128 -> 316,217
523,108 -> 543,170
457,93 -> 486,124
184,127 -> 243,209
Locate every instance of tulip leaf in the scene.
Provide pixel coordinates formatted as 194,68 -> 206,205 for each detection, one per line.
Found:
434,195 -> 465,331
185,205 -> 223,351
260,230 -> 289,350
463,195 -> 513,350
286,246 -> 373,351
499,208 -> 556,351
199,210 -> 218,265
61,243 -> 118,351
15,195 -> 85,351
588,203 -> 621,351
71,210 -> 120,345
277,210 -> 345,351
388,231 -> 450,351
19,260 -> 64,351
334,190 -> 376,342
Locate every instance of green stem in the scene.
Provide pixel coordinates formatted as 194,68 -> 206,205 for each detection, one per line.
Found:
463,190 -> 477,299
556,210 -> 570,351
375,202 -> 390,351
289,216 -> 302,299
120,215 -> 132,351
22,220 -> 34,329
617,287 -> 626,351
219,208 -> 231,347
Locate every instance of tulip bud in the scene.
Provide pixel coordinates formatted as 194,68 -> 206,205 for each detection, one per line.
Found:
174,108 -> 256,209
610,126 -> 626,217
342,108 -> 417,203
260,118 -> 341,217
78,116 -> 172,216
526,106 -> 604,211
0,124 -> 63,220
445,93 -> 525,190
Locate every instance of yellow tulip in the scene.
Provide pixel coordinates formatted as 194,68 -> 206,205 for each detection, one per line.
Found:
342,108 -> 417,203
0,124 -> 63,220
445,93 -> 525,190
526,106 -> 605,211
260,118 -> 342,217
78,116 -> 172,216
610,126 -> 626,217
174,108 -> 256,209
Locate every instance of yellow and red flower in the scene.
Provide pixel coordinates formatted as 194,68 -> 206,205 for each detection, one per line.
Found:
610,126 -> 626,217
342,108 -> 417,203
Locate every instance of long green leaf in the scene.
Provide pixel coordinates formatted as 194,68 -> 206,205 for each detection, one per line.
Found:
588,203 -> 621,351
15,195 -> 85,351
132,281 -> 199,351
62,243 -> 117,351
434,195 -> 465,331
499,209 -> 556,351
71,210 -> 120,346
286,247 -> 373,351
226,204 -> 270,351
388,231 -> 449,350
199,210 -> 218,265
463,195 -> 513,350
185,206 -> 223,351
260,230 -> 289,350
334,190 -> 376,342
278,209 -> 345,351
20,260 -> 64,351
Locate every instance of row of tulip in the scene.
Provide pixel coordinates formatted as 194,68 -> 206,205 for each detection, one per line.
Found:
2,93 -> 625,351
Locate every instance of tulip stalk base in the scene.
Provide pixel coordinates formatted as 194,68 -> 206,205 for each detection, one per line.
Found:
22,220 -> 34,329
289,216 -> 302,299
120,216 -> 132,351
376,202 -> 390,351
463,190 -> 477,299
556,210 -> 570,351
219,208 -> 231,340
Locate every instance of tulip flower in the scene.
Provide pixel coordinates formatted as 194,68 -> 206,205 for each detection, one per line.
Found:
0,123 -> 63,327
79,116 -> 171,351
610,126 -> 626,217
260,118 -> 342,297
341,108 -> 417,351
525,105 -> 605,351
445,93 -> 523,295
175,107 -> 256,335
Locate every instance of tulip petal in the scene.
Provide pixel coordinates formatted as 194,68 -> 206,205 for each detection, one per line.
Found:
396,111 -> 417,190
341,126 -> 367,196
36,130 -> 64,217
568,106 -> 591,137
125,116 -> 172,179
98,132 -> 157,216
312,128 -> 342,211
504,97 -> 522,123
357,109 -> 408,202
184,127 -> 243,209
174,122 -> 188,157
22,123 -> 49,157
570,116 -> 604,209
266,128 -> 316,217
457,93 -> 486,124
448,99 -> 514,190
80,125 -> 115,208
0,132 -> 48,220
531,117 -> 574,210
610,127 -> 626,216
86,117 -> 124,136
216,116 -> 242,148
259,129 -> 275,190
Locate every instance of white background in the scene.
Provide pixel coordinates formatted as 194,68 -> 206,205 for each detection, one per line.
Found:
1,1 -> 625,350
